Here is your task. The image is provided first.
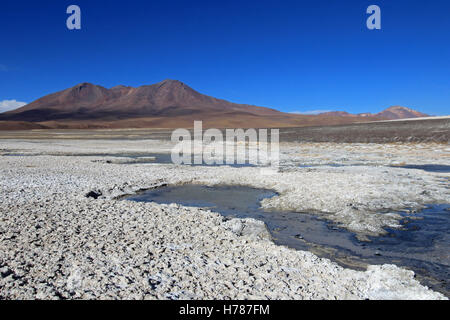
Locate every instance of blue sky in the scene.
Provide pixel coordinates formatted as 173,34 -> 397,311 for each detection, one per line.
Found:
0,0 -> 449,115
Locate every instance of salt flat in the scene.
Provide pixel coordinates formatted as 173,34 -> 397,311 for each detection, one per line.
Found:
0,139 -> 448,299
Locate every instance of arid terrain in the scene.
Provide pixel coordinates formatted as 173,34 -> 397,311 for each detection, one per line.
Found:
0,132 -> 448,299
0,80 -> 431,130
0,86 -> 448,300
2,0 -> 448,303
0,116 -> 448,143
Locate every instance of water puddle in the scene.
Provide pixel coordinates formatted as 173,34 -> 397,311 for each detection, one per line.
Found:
297,163 -> 450,174
390,164 -> 450,173
93,153 -> 173,164
2,153 -> 34,156
110,153 -> 256,167
124,184 -> 449,297
3,152 -> 255,167
298,163 -> 348,168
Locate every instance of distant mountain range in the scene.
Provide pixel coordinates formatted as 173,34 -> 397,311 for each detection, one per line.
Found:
0,80 -> 429,129
320,106 -> 429,120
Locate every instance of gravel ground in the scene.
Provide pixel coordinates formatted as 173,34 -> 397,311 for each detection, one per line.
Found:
0,140 -> 448,300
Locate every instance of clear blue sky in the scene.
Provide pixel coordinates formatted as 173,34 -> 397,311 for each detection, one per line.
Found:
0,0 -> 449,115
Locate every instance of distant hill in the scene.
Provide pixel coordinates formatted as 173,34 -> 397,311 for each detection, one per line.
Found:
321,106 -> 429,120
0,80 -> 429,129
375,106 -> 429,120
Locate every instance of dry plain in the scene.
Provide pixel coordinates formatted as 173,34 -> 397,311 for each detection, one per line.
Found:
0,127 -> 449,300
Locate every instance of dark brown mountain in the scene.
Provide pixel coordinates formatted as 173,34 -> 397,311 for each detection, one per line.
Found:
0,80 -> 429,129
1,80 -> 281,122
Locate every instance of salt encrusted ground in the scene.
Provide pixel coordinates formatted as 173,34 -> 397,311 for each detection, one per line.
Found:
0,139 -> 448,299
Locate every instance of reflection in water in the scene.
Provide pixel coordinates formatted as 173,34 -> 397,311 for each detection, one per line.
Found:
3,152 -> 256,167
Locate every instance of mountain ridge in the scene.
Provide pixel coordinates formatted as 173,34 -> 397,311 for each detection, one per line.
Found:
0,80 -> 429,129
320,106 -> 429,120
3,80 -> 282,121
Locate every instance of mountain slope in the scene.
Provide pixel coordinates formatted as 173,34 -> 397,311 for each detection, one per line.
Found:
0,80 -> 430,129
2,80 -> 282,121
376,106 -> 429,120
320,106 -> 429,120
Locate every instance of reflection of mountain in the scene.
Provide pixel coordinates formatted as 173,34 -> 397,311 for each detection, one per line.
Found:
0,80 -> 429,129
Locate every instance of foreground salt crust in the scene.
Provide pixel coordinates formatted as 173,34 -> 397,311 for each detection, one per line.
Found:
0,140 -> 448,299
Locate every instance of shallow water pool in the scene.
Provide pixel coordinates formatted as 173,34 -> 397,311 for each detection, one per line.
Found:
391,164 -> 450,173
124,184 -> 450,296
